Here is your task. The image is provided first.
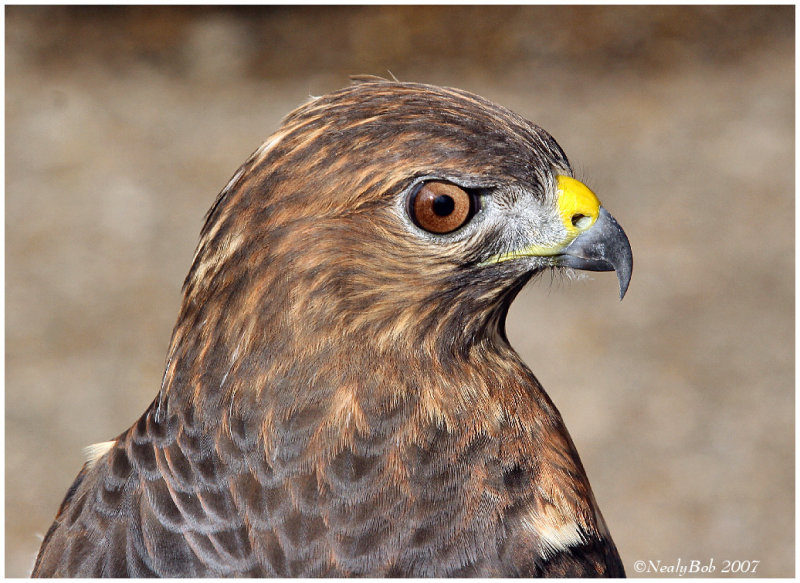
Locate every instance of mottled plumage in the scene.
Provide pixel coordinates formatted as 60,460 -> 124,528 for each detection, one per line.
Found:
33,79 -> 631,577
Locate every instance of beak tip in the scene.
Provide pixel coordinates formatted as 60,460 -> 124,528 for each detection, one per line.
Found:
618,284 -> 628,301
617,265 -> 632,300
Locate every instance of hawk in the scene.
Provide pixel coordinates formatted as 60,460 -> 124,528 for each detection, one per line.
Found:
33,79 -> 631,577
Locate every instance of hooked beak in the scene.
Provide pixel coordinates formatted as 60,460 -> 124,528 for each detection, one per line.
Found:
480,176 -> 633,299
555,206 -> 633,299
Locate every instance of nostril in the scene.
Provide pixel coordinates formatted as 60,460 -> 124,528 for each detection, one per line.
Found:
572,213 -> 592,229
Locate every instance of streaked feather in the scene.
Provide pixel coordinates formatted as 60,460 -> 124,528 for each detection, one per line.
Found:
33,80 -> 624,577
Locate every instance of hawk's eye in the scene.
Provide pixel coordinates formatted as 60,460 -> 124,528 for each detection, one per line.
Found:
409,181 -> 477,234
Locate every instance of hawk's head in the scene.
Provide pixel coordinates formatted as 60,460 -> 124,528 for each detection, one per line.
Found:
159,80 -> 632,424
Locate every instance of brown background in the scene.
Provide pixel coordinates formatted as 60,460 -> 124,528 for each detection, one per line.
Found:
6,6 -> 794,577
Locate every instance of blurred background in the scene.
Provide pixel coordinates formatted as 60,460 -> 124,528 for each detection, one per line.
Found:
6,5 -> 794,577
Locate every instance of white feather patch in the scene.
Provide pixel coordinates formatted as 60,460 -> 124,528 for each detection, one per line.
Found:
535,521 -> 588,559
82,440 -> 115,467
522,507 -> 588,559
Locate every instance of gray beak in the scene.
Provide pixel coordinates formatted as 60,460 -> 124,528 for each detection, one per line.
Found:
555,207 -> 633,299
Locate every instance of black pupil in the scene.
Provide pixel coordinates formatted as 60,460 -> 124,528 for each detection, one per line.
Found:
432,194 -> 455,216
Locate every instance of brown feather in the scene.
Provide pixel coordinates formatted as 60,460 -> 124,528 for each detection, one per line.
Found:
33,80 -> 625,577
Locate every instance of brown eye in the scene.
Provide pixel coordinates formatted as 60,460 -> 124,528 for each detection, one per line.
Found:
409,181 -> 477,234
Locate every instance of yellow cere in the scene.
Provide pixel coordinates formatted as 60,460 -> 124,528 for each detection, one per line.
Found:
556,175 -> 601,236
482,175 -> 602,265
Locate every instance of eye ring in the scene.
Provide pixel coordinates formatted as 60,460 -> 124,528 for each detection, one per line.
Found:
408,181 -> 478,234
